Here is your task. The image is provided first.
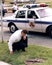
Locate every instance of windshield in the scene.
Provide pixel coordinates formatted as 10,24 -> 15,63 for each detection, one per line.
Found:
37,8 -> 52,18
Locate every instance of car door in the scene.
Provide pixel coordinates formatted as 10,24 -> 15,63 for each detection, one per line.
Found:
26,10 -> 42,32
15,10 -> 28,30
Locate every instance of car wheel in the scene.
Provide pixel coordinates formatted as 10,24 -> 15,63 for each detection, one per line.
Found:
48,26 -> 52,37
9,24 -> 17,33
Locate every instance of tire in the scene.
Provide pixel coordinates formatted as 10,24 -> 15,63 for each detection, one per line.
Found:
48,26 -> 52,37
9,24 -> 18,33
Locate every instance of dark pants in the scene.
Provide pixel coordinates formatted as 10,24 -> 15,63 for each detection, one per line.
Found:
12,9 -> 16,13
2,9 -> 5,17
12,37 -> 28,52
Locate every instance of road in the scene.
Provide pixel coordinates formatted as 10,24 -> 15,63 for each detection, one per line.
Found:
0,13 -> 52,48
0,27 -> 52,48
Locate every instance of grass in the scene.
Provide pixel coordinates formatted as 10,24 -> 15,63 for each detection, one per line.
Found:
4,0 -> 52,8
0,42 -> 52,65
46,2 -> 52,7
1,1 -> 52,65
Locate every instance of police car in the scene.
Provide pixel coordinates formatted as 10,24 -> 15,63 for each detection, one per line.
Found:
3,4 -> 52,37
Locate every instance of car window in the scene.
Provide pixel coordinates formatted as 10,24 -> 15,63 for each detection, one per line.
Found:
16,10 -> 26,18
37,8 -> 52,18
27,10 -> 38,19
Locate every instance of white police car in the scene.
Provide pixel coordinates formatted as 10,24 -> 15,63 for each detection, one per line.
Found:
3,4 -> 52,37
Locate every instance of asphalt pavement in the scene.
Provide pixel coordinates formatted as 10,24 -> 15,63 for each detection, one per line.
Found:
0,26 -> 52,48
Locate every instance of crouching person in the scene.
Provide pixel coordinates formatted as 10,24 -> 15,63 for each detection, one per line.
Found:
8,30 -> 28,54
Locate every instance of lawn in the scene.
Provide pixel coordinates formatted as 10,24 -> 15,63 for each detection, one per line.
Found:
46,2 -> 52,7
4,0 -> 52,8
0,42 -> 52,65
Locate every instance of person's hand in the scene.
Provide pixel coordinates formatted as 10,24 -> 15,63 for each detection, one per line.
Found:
23,36 -> 26,40
10,51 -> 13,55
